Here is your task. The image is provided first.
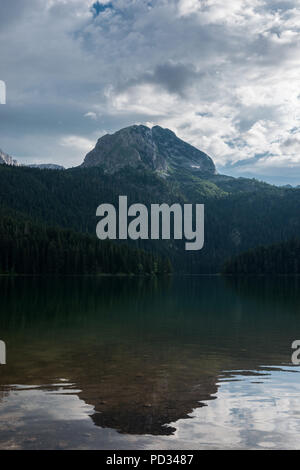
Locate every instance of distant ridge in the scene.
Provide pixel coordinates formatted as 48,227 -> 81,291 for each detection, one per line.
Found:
28,164 -> 65,170
0,148 -> 65,170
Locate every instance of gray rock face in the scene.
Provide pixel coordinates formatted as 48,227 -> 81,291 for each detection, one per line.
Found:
0,149 -> 19,166
81,125 -> 216,175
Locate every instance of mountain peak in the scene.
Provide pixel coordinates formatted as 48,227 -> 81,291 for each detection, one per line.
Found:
81,125 -> 216,175
0,149 -> 19,167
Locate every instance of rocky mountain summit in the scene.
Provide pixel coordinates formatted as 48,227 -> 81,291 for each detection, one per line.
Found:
0,149 -> 19,166
81,125 -> 216,175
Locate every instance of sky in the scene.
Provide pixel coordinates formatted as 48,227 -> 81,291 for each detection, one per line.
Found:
0,0 -> 300,184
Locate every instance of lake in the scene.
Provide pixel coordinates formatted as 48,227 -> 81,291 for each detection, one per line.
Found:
0,276 -> 299,450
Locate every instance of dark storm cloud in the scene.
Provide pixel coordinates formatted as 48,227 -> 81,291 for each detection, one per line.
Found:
141,62 -> 199,96
115,62 -> 199,97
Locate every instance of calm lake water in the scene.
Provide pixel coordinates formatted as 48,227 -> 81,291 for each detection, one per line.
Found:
0,276 -> 299,450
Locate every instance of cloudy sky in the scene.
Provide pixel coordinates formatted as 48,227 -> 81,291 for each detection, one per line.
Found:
0,0 -> 300,184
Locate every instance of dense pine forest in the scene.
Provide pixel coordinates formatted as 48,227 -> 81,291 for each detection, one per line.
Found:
223,239 -> 300,275
2,164 -> 300,273
0,208 -> 171,276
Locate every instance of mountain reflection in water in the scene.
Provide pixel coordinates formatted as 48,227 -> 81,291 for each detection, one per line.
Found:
0,276 -> 299,449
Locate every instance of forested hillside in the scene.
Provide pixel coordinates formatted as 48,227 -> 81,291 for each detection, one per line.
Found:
0,207 -> 169,276
1,164 -> 300,273
223,239 -> 300,275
